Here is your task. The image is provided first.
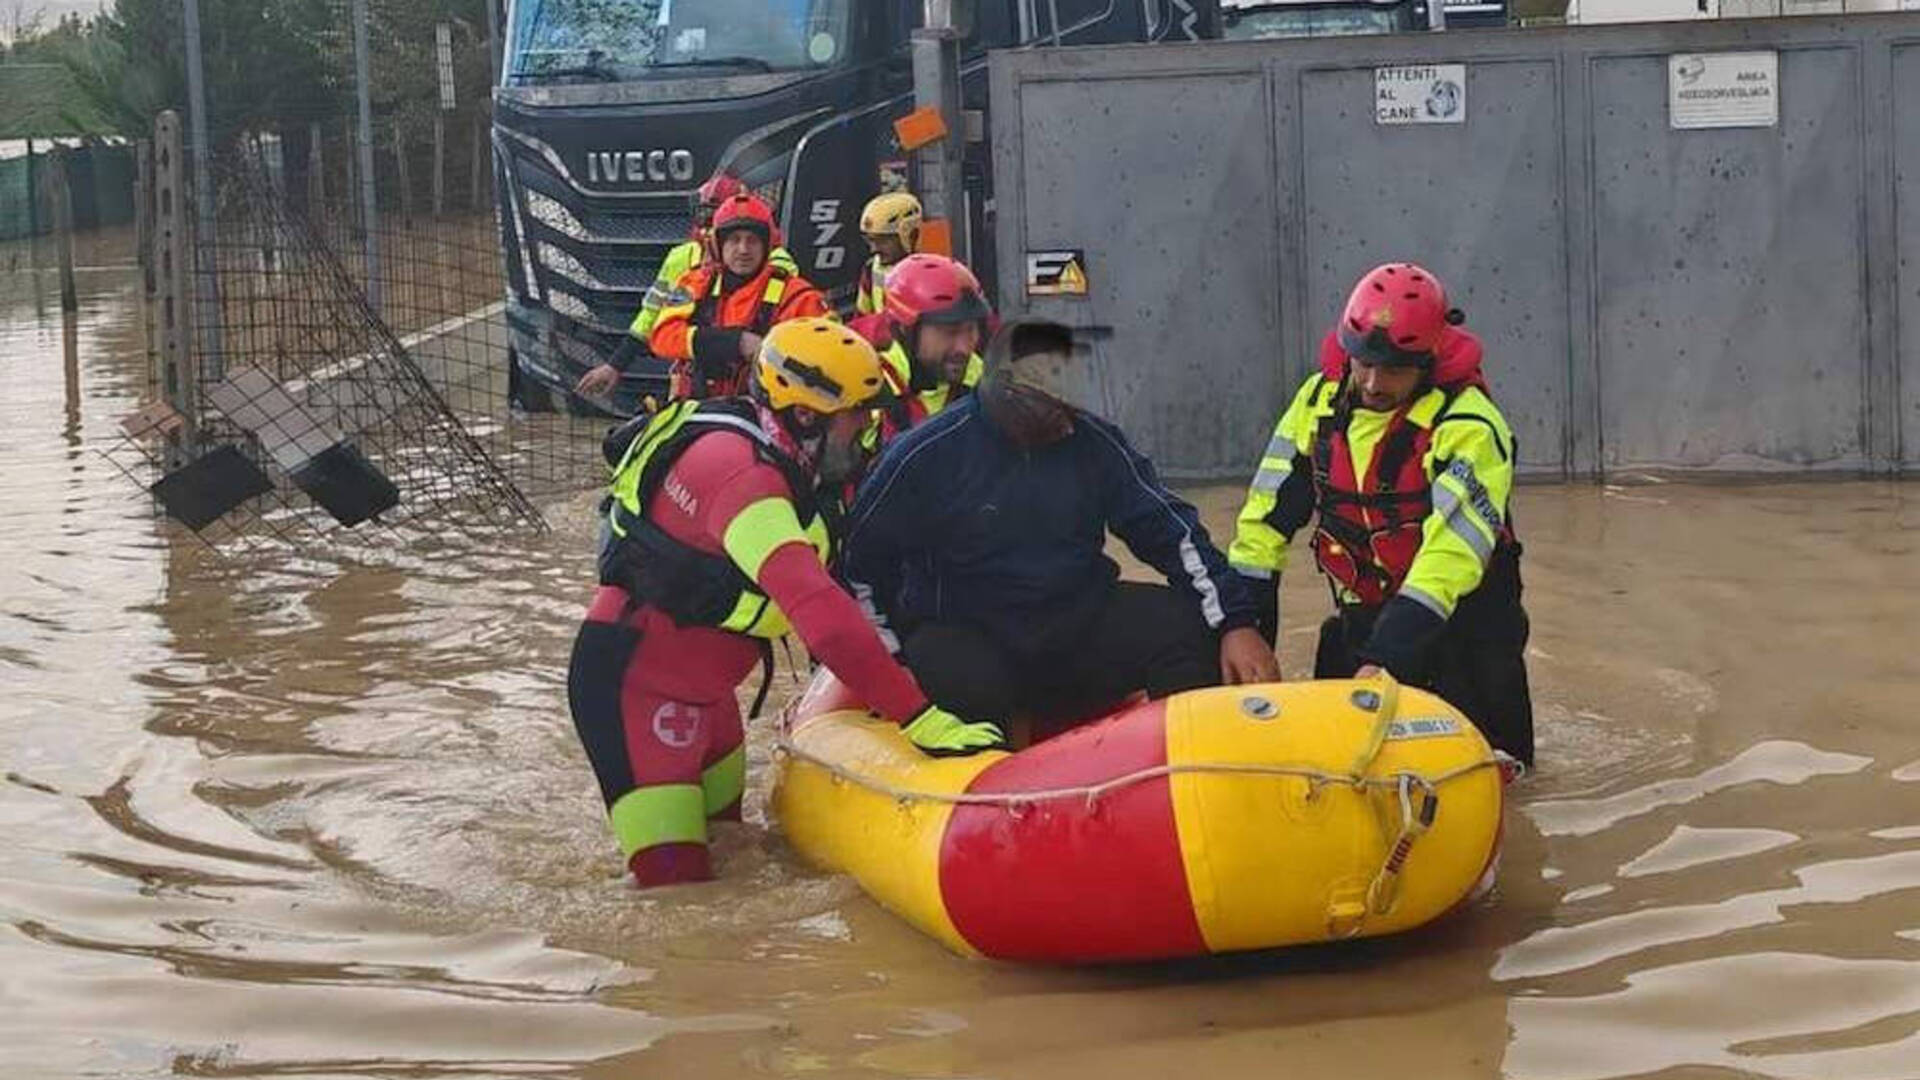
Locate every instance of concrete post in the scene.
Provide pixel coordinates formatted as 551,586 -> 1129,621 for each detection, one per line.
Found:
154,111 -> 198,467
135,138 -> 158,403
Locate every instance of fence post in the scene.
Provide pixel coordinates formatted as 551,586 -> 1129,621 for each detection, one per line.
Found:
343,117 -> 358,229
182,0 -> 223,383
471,113 -> 486,210
486,0 -> 501,90
433,113 -> 446,218
154,111 -> 198,468
352,0 -> 382,313
25,137 -> 39,239
395,120 -> 413,224
308,120 -> 325,211
136,138 -> 158,404
48,149 -> 78,313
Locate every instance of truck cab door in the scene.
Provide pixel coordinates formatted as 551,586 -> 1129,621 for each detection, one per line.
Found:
1025,0 -> 1121,44
1022,0 -> 1217,44
1142,0 -> 1219,41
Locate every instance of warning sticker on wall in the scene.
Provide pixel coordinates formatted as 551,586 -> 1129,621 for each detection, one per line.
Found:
1375,65 -> 1466,126
1026,250 -> 1089,297
1669,51 -> 1778,130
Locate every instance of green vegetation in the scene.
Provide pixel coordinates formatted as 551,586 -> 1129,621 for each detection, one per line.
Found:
0,0 -> 495,144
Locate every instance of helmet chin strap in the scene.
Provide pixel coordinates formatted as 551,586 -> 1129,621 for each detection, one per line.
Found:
758,400 -> 825,474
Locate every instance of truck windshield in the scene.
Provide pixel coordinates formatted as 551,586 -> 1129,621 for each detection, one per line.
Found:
1221,4 -> 1412,38
507,0 -> 854,83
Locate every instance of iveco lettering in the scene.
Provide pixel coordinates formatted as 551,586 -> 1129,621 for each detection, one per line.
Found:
585,149 -> 697,184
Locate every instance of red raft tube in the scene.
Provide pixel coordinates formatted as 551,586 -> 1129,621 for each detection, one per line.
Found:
772,670 -> 1507,962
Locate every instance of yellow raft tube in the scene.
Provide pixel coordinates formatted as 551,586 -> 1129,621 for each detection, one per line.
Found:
773,672 -> 1507,963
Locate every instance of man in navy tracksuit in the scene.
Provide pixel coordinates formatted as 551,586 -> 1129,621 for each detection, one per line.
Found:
841,319 -> 1279,726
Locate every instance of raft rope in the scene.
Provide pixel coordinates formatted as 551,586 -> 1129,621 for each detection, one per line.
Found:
773,672 -> 1518,940
772,737 -> 1503,811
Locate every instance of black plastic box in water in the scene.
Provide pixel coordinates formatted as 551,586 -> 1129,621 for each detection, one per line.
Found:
290,442 -> 399,527
150,444 -> 275,530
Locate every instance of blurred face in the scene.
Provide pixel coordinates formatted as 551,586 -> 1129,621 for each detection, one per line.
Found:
787,407 -> 869,484
720,230 -> 767,276
1350,357 -> 1426,412
980,370 -> 1073,448
694,201 -> 718,230
913,320 -> 981,386
866,233 -> 908,265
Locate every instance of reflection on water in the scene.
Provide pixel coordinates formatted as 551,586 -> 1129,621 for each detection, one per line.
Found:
1494,850 -> 1920,981
1523,741 -> 1873,839
1508,951 -> 1920,1080
3,246 -> 1918,1078
1618,825 -> 1800,879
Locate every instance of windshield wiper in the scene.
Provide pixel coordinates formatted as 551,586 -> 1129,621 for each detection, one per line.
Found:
510,56 -> 623,83
651,56 -> 776,73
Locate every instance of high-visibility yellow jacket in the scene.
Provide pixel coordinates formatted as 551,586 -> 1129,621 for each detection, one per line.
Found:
1229,370 -> 1516,621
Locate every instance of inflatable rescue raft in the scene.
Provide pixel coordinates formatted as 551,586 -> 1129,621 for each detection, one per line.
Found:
773,673 -> 1506,963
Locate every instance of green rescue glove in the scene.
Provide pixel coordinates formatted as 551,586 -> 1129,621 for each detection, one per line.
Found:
901,704 -> 1006,757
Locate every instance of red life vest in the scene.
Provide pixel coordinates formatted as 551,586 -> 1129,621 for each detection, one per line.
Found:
1308,325 -> 1508,606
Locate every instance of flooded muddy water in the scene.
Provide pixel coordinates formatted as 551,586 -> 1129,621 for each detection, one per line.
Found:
4,248 -> 1917,1078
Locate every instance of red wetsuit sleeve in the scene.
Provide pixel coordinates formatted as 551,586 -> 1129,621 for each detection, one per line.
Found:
675,435 -> 930,724
754,543 -> 930,723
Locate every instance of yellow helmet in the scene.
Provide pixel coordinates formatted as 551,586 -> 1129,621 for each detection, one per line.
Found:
859,191 -> 923,246
756,317 -> 890,414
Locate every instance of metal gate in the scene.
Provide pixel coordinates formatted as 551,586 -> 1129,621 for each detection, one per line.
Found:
991,14 -> 1920,478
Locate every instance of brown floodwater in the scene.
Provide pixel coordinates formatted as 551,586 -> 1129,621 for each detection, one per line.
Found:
4,244 -> 1918,1079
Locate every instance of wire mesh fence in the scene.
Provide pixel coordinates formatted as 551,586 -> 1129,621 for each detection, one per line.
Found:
216,124 -> 608,501
100,0 -> 618,556
106,145 -> 553,558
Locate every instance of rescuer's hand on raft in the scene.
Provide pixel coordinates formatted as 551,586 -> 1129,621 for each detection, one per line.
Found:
576,363 -> 620,397
901,704 -> 1007,757
1355,663 -> 1384,680
1219,626 -> 1281,685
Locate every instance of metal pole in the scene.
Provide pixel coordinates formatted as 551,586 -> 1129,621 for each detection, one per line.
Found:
471,113 -> 485,209
24,138 -> 38,238
352,0 -> 382,312
486,0 -> 501,89
911,3 -> 967,263
181,0 -> 222,381
394,119 -> 412,223
307,120 -> 325,210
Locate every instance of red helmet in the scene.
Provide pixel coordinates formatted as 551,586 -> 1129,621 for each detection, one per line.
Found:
1335,263 -> 1457,367
883,254 -> 991,337
695,171 -> 746,210
710,192 -> 782,249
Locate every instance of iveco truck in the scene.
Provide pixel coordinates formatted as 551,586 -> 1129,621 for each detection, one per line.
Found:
493,1 -> 1221,413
